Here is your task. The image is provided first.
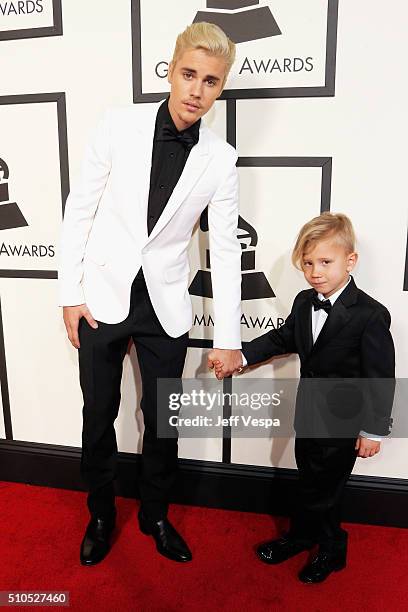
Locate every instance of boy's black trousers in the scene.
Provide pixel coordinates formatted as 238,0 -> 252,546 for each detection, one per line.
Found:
78,270 -> 188,521
289,437 -> 357,555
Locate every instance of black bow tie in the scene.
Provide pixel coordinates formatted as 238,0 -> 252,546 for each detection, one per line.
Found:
156,122 -> 199,151
311,294 -> 332,313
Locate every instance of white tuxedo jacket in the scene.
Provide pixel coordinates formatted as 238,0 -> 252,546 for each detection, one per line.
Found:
58,102 -> 242,348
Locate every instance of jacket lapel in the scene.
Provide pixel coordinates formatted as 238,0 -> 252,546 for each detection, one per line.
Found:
297,295 -> 314,357
310,277 -> 358,356
143,124 -> 211,245
137,100 -> 163,239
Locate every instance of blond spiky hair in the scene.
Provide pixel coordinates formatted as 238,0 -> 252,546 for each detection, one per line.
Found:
171,22 -> 236,87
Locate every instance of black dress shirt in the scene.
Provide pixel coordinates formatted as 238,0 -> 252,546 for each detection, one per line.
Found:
147,99 -> 201,236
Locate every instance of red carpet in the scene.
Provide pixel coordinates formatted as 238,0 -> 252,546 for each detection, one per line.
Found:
1,481 -> 408,611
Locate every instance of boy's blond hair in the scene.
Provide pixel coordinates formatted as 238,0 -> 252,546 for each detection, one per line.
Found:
171,22 -> 236,87
292,212 -> 356,269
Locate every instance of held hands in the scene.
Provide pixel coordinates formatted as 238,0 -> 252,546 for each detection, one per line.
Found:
208,349 -> 243,380
63,304 -> 98,349
355,436 -> 381,458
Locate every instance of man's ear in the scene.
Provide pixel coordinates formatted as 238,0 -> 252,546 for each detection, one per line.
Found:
217,73 -> 227,97
216,84 -> 225,99
167,61 -> 174,85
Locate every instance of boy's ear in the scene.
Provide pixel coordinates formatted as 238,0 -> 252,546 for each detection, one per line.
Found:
347,251 -> 358,271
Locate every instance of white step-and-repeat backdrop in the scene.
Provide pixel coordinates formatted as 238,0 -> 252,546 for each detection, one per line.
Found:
0,1 -> 407,477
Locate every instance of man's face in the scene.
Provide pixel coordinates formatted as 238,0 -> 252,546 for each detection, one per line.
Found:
301,236 -> 357,298
167,47 -> 227,131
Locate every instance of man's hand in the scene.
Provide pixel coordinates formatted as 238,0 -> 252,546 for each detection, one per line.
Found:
355,436 -> 381,458
208,349 -> 243,380
63,304 -> 98,349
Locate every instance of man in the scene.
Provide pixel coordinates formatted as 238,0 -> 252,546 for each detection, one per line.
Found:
58,22 -> 242,566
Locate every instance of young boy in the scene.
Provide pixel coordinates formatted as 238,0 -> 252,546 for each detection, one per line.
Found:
213,212 -> 395,583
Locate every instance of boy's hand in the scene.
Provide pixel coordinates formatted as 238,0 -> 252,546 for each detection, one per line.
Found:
214,360 -> 225,379
209,359 -> 223,379
355,436 -> 381,458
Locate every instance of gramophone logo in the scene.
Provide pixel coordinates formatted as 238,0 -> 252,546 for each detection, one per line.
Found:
189,208 -> 274,300
193,0 -> 281,44
0,158 -> 28,231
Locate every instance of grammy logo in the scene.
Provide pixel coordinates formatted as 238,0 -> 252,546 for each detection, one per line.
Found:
193,0 -> 281,44
0,158 -> 28,231
189,208 -> 275,300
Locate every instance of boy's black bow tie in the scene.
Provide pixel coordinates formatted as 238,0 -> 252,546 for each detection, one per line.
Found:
311,294 -> 332,313
156,123 -> 198,150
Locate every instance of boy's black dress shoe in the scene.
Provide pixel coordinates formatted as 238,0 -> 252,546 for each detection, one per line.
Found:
80,510 -> 116,566
298,550 -> 346,583
138,511 -> 192,562
257,535 -> 313,564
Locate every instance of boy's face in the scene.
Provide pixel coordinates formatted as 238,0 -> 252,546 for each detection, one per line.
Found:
301,237 -> 357,298
167,47 -> 227,131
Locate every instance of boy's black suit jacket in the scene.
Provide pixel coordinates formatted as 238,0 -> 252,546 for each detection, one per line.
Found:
242,277 -> 395,442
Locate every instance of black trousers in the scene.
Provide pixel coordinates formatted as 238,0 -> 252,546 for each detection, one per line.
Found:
78,270 -> 188,521
288,437 -> 357,555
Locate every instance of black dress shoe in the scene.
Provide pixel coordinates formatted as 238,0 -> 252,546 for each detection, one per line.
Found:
138,511 -> 192,562
257,535 -> 313,564
298,550 -> 346,583
80,511 -> 116,566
